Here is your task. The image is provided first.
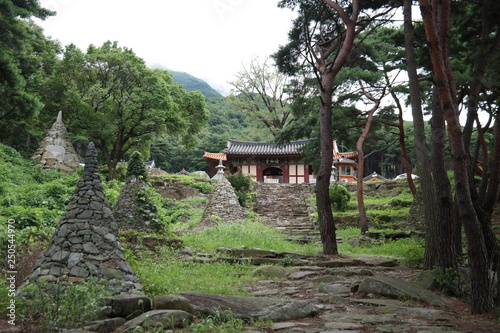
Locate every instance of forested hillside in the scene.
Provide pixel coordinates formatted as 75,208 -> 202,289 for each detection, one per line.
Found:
170,71 -> 222,98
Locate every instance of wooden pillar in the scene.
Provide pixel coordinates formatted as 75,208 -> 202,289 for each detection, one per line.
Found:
304,164 -> 310,183
256,164 -> 263,182
283,164 -> 289,183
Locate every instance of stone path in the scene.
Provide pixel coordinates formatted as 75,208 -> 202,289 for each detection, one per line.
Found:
239,254 -> 499,333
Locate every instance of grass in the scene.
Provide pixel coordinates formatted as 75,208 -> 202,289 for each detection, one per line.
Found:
179,220 -> 321,255
132,220 -> 324,296
134,256 -> 259,296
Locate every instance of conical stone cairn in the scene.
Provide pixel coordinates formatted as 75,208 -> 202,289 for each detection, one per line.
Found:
201,176 -> 247,224
25,143 -> 143,295
32,111 -> 80,172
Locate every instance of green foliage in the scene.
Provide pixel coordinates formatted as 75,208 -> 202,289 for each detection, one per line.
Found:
187,308 -> 245,333
157,174 -> 214,194
149,97 -> 272,174
127,151 -> 148,180
164,197 -> 208,229
0,2 -> 56,142
17,280 -> 110,332
329,182 -> 351,212
0,144 -> 81,257
226,172 -> 254,207
102,179 -> 124,206
135,185 -> 169,231
430,267 -> 465,296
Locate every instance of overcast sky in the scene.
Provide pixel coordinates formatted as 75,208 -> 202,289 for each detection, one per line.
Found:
36,0 -> 297,95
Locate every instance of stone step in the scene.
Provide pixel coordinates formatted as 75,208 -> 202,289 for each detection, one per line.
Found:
253,183 -> 315,238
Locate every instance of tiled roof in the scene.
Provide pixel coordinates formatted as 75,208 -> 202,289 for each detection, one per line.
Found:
203,152 -> 227,161
335,157 -> 357,164
334,151 -> 358,160
224,139 -> 310,156
363,172 -> 387,181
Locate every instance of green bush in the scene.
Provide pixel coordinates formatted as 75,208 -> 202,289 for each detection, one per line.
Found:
329,182 -> 351,212
192,181 -> 214,194
17,280 -> 110,332
226,172 -> 254,207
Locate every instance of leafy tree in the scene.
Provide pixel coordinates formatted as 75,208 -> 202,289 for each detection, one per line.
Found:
47,41 -> 208,180
228,56 -> 294,138
0,0 -> 57,142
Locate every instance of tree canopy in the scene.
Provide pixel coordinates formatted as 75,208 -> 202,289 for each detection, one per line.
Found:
0,0 -> 58,140
46,41 -> 208,179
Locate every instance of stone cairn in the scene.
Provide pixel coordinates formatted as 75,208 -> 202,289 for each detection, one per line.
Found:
200,163 -> 247,223
25,143 -> 143,295
32,111 -> 80,172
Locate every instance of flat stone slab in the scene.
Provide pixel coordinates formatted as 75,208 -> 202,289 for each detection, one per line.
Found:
320,312 -> 398,324
174,292 -> 319,322
354,298 -> 407,307
121,310 -> 191,332
358,277 -> 450,307
288,270 -> 319,280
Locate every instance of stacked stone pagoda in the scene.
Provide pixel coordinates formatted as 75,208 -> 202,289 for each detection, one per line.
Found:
25,143 -> 143,295
201,175 -> 247,223
32,111 -> 80,172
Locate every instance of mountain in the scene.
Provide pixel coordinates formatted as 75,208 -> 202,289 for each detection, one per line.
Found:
170,70 -> 223,98
149,64 -> 223,98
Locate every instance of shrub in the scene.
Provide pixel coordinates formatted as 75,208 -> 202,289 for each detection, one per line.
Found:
17,280 -> 110,332
329,182 -> 351,212
226,172 -> 254,207
127,151 -> 148,180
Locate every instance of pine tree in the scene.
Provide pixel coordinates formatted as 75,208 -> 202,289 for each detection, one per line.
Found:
126,151 -> 148,180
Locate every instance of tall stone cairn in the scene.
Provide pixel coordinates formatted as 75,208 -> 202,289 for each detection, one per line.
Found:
201,176 -> 247,223
32,111 -> 80,172
25,143 -> 144,295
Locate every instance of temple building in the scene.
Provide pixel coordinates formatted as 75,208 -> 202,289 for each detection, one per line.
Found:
203,139 -> 357,184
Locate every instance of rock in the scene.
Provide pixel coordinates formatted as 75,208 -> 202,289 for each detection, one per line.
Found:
319,283 -> 351,294
217,247 -> 277,258
83,317 -> 126,333
348,235 -> 380,247
153,295 -> 193,312
412,270 -> 441,290
287,270 -> 319,280
103,295 -> 152,318
173,292 -> 319,322
251,265 -> 291,279
320,312 -> 398,324
143,237 -> 183,250
120,310 -> 191,332
316,258 -> 366,267
358,277 -> 450,307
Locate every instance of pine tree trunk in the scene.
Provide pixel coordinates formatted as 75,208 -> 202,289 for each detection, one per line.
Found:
403,0 -> 439,255
316,71 -> 338,255
419,0 -> 494,313
426,90 -> 460,269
